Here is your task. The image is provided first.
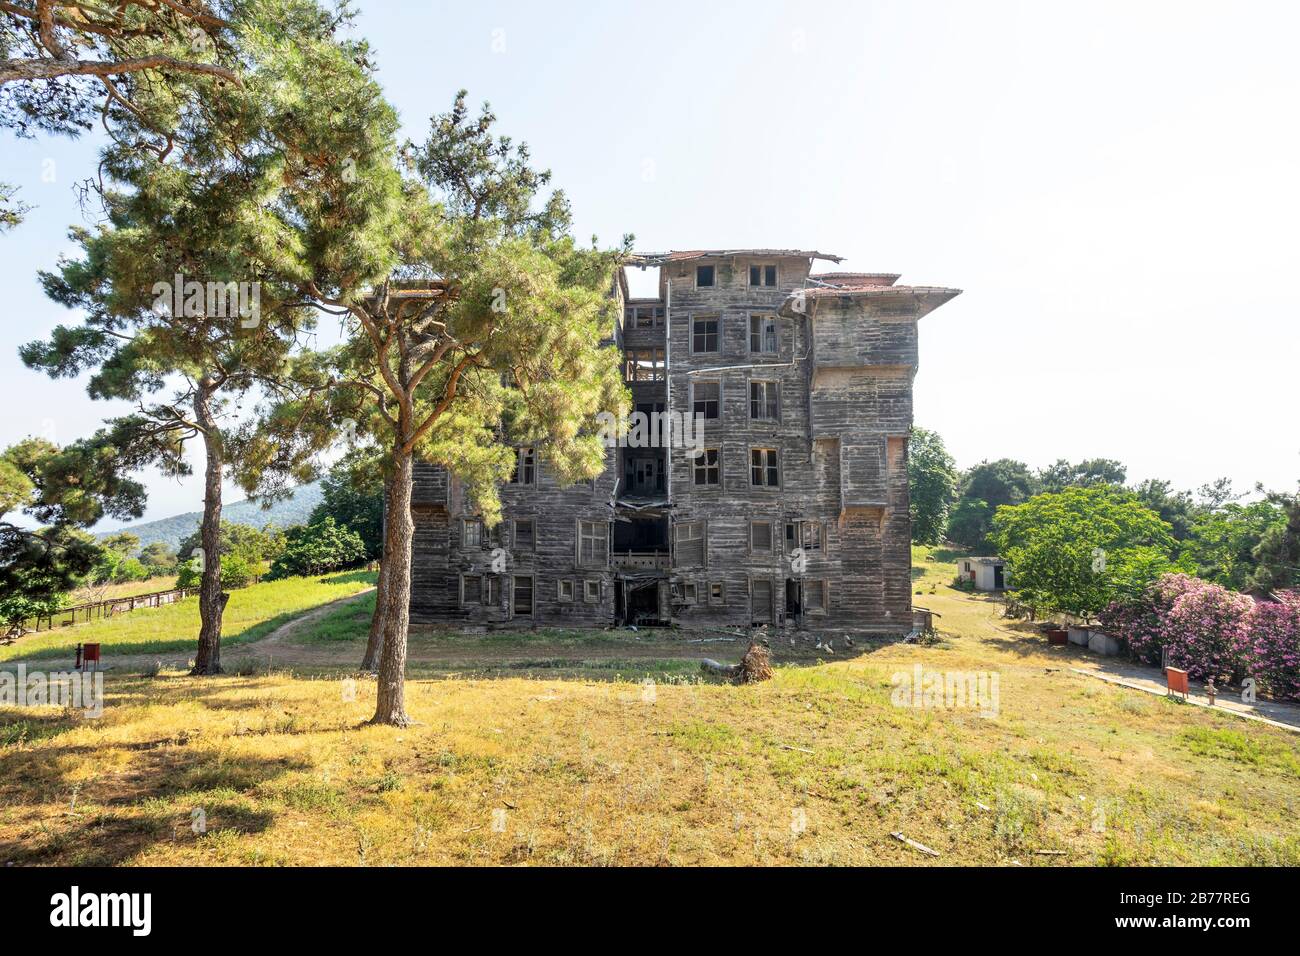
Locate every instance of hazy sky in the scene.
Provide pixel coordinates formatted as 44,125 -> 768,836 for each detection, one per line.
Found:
2,0 -> 1297,530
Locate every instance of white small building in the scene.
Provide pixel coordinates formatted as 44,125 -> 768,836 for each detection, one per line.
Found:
958,556 -> 1007,591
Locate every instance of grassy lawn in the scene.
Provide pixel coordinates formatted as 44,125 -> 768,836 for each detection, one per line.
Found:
1,549 -> 1297,866
0,571 -> 376,664
69,575 -> 180,606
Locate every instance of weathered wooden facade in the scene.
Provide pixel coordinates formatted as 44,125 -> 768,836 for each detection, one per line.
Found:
409,250 -> 959,634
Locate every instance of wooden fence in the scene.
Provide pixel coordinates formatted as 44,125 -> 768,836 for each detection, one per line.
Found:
7,586 -> 201,638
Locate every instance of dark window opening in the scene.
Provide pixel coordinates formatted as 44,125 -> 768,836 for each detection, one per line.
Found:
692,316 -> 719,353
692,381 -> 719,419
693,448 -> 720,486
696,264 -> 715,287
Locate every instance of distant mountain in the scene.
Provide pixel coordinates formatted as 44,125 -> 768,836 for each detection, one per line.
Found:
98,481 -> 324,552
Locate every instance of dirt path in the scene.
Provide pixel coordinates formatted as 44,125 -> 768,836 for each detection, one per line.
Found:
0,588 -> 378,674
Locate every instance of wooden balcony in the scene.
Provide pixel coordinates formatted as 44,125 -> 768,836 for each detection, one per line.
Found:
612,550 -> 670,570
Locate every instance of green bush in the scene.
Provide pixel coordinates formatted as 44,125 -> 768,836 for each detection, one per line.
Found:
267,517 -> 367,580
176,552 -> 258,590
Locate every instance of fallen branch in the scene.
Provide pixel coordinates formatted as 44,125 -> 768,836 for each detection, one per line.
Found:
890,831 -> 940,857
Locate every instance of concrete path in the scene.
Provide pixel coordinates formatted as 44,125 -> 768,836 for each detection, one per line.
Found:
1067,654 -> 1300,733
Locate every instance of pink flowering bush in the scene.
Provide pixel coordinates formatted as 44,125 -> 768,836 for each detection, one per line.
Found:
1100,573 -> 1253,683
1246,591 -> 1300,701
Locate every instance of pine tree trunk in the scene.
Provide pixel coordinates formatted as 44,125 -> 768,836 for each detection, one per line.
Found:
191,385 -> 225,675
360,476 -> 394,672
370,452 -> 413,725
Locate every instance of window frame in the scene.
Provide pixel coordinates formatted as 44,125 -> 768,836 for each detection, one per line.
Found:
749,519 -> 774,553
459,573 -> 483,607
709,581 -> 725,606
804,578 -> 828,614
557,578 -> 575,603
624,347 -> 665,382
691,314 -> 720,354
695,264 -> 715,288
462,517 -> 484,549
583,579 -> 601,604
690,379 -> 720,421
674,519 -> 707,568
512,517 -> 536,552
748,264 -> 778,287
749,379 -> 780,421
512,574 -> 535,617
749,447 -> 780,488
749,314 -> 779,354
577,518 -> 609,569
509,447 -> 537,486
786,519 -> 824,552
692,448 -> 720,487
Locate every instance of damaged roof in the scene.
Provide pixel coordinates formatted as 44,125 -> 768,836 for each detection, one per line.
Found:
630,249 -> 844,266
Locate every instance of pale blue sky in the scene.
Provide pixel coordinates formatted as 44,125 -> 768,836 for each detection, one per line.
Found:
3,0 -> 1298,529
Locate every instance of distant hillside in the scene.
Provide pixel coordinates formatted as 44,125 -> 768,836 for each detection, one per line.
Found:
98,481 -> 324,552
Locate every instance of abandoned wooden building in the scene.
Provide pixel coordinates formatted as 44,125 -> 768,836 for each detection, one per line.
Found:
409,250 -> 960,633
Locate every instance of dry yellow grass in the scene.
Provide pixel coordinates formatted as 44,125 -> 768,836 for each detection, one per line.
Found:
1,549 -> 1296,867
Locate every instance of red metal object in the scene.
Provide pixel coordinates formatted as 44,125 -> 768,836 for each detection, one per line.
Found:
1166,667 -> 1189,700
81,642 -> 101,671
1046,629 -> 1068,646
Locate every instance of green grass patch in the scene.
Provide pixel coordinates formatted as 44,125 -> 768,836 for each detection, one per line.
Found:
0,571 -> 376,663
1178,726 -> 1300,776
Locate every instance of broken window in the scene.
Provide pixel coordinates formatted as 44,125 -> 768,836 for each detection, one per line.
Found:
749,314 -> 778,354
509,447 -> 536,485
578,519 -> 609,568
749,381 -> 779,420
692,380 -> 719,420
630,305 -> 664,328
584,580 -> 601,603
625,348 -> 665,382
692,315 -> 719,353
750,520 -> 774,553
675,520 -> 706,567
696,264 -> 715,287
750,448 -> 780,487
558,579 -> 575,602
805,579 -> 827,612
693,448 -> 720,486
709,581 -> 725,605
513,518 -> 535,551
786,520 -> 823,551
485,576 -> 500,606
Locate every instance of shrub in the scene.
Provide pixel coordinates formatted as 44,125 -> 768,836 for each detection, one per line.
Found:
176,552 -> 257,591
1101,573 -> 1253,683
267,517 -> 367,580
1246,591 -> 1300,701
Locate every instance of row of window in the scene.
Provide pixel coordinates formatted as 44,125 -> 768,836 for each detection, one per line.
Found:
692,263 -> 781,289
690,314 -> 779,355
460,573 -> 601,610
688,379 -> 781,421
460,572 -> 828,615
691,446 -> 781,487
674,517 -> 825,564
622,316 -> 781,381
458,516 -> 825,564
